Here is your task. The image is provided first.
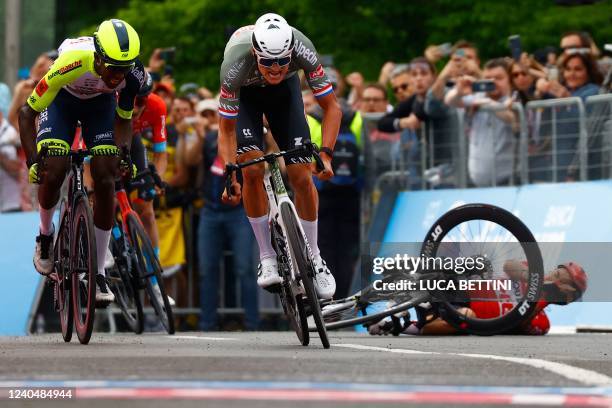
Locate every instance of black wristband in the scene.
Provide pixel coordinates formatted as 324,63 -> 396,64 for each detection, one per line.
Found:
319,147 -> 334,159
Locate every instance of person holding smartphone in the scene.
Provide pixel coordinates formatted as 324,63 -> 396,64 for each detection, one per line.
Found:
445,58 -> 517,187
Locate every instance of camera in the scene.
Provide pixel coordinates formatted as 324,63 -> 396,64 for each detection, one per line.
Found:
472,80 -> 496,93
437,43 -> 453,57
159,47 -> 176,62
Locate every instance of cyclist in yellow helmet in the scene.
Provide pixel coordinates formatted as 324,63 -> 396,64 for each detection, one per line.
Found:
18,19 -> 146,305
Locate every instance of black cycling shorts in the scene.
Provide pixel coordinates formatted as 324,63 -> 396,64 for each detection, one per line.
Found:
236,74 -> 311,165
36,89 -> 117,156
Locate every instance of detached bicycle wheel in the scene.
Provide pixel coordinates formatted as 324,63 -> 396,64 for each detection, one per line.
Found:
127,213 -> 175,334
55,206 -> 73,342
420,203 -> 544,335
71,193 -> 97,344
108,223 -> 144,334
281,203 -> 329,349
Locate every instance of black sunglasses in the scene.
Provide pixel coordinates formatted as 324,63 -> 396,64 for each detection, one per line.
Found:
393,83 -> 410,93
257,56 -> 291,68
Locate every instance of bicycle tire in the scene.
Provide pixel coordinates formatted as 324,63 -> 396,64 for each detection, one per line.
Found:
421,203 -> 544,335
280,203 -> 329,349
55,205 -> 73,342
271,219 -> 309,345
71,193 -> 97,344
108,223 -> 144,334
127,213 -> 175,334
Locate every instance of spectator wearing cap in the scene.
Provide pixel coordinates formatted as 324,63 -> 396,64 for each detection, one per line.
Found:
154,82 -> 175,113
184,97 -> 259,330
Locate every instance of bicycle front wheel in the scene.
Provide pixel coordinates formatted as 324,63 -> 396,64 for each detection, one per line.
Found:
421,203 -> 544,335
281,203 -> 329,349
71,193 -> 97,344
108,222 -> 144,334
55,204 -> 73,342
127,213 -> 175,334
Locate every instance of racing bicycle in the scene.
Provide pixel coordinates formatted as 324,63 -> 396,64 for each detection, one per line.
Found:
313,203 -> 544,336
106,165 -> 175,334
45,149 -> 98,344
225,142 -> 330,348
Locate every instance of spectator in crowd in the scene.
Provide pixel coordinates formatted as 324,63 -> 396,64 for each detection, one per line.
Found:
345,71 -> 365,109
0,82 -> 11,118
510,56 -> 550,182
0,111 -> 22,212
359,83 -> 389,114
377,58 -> 437,182
8,51 -> 54,129
560,31 -> 599,58
424,42 -> 483,184
184,98 -> 259,330
535,52 -> 603,180
510,55 -> 546,105
302,89 -> 318,115
445,58 -> 517,187
389,64 -> 413,103
154,82 -> 175,113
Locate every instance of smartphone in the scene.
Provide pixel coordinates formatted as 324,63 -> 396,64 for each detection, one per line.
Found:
184,117 -> 197,125
159,47 -> 176,62
437,42 -> 453,57
547,66 -> 559,81
509,35 -> 522,62
472,80 -> 496,93
454,48 -> 465,58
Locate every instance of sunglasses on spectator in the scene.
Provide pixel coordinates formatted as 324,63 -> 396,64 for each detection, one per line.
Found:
409,62 -> 432,72
363,97 -> 385,103
257,55 -> 292,67
392,83 -> 410,93
512,71 -> 528,78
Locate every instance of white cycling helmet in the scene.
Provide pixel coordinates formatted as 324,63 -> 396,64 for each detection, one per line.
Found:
251,13 -> 294,59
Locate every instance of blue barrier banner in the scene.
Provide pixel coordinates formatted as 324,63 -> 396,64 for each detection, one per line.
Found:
383,181 -> 612,328
0,212 -> 41,335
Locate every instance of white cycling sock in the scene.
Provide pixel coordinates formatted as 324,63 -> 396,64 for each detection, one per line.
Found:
300,218 -> 320,258
39,205 -> 57,235
94,227 -> 111,277
248,215 -> 276,261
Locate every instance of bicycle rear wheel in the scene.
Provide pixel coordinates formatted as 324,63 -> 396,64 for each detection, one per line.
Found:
71,193 -> 97,344
108,222 -> 144,334
55,205 -> 73,342
127,213 -> 175,334
281,203 -> 329,349
421,203 -> 544,335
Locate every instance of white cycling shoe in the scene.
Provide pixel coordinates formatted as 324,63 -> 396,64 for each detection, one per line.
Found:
257,257 -> 282,290
33,228 -> 55,276
104,246 -> 115,269
95,274 -> 115,305
313,255 -> 336,300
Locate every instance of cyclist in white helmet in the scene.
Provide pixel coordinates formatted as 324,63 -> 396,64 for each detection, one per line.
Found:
218,13 -> 342,299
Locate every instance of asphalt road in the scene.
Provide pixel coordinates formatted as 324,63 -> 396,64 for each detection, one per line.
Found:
1,331 -> 611,407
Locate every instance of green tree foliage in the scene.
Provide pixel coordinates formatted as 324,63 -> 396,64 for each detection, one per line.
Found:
74,0 -> 612,90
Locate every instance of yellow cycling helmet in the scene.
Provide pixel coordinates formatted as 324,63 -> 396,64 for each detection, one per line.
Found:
93,19 -> 140,66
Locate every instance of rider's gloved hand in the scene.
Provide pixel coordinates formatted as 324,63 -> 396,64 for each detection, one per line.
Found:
119,150 -> 137,180
28,162 -> 41,184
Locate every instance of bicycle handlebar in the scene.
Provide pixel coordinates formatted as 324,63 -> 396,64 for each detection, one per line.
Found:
224,142 -> 325,198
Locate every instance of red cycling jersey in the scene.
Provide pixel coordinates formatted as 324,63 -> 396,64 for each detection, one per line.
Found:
469,289 -> 550,335
132,93 -> 167,153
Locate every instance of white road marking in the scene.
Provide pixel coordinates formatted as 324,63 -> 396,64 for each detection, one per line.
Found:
171,335 -> 236,341
334,343 -> 612,386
